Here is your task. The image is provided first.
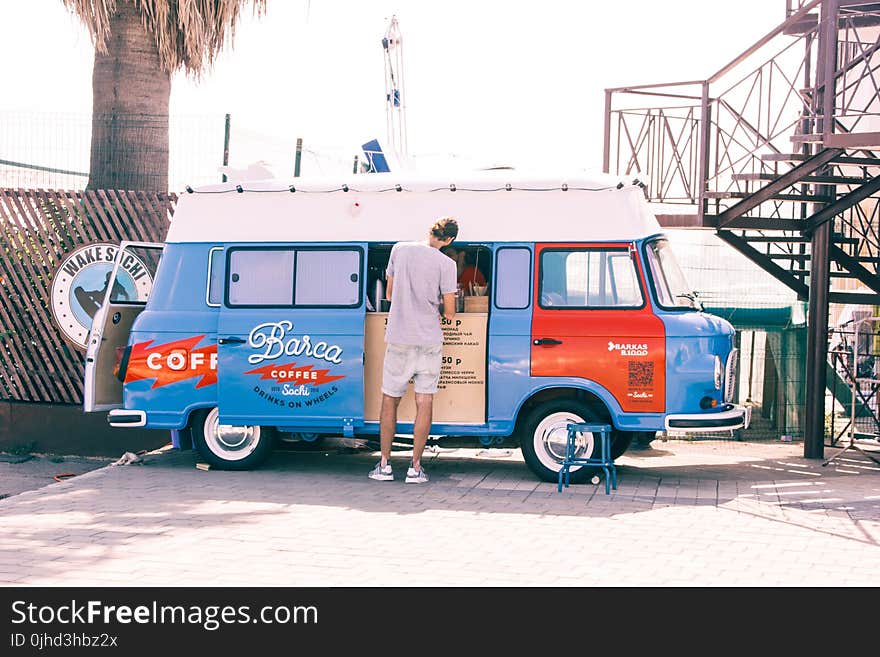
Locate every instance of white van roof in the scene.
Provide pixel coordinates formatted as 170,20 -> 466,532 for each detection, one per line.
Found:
166,170 -> 662,244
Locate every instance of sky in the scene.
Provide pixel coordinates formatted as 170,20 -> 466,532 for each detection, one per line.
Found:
1,0 -> 785,184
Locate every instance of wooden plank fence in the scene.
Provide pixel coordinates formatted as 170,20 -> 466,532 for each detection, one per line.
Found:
0,189 -> 176,403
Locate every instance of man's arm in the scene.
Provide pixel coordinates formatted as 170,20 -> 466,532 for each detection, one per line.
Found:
440,255 -> 458,321
385,243 -> 397,302
441,292 -> 456,321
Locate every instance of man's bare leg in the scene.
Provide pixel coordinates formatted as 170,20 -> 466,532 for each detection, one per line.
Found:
411,392 -> 434,471
379,394 -> 401,467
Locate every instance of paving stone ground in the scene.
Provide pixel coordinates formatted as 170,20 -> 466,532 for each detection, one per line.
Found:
1,438 -> 879,586
1,453 -> 113,499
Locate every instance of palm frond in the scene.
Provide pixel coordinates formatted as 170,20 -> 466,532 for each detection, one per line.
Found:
62,0 -> 267,76
61,1 -> 117,48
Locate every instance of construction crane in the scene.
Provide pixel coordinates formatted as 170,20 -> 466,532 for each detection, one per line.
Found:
382,16 -> 407,160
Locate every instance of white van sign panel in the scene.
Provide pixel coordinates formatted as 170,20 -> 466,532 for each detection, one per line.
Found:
51,243 -> 153,350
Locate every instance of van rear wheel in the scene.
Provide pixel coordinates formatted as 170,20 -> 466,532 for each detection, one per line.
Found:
519,399 -> 606,483
191,407 -> 274,470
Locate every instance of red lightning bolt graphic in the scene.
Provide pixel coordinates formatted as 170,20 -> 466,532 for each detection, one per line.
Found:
125,336 -> 218,389
244,362 -> 345,386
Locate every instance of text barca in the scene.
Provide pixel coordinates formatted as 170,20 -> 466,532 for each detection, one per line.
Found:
248,321 -> 343,365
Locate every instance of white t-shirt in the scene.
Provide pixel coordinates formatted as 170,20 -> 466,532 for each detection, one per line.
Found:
384,240 -> 458,346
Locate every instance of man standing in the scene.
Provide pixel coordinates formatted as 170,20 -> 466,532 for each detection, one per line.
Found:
369,217 -> 459,483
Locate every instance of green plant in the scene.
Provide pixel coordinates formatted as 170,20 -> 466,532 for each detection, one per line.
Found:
824,411 -> 837,440
6,441 -> 38,456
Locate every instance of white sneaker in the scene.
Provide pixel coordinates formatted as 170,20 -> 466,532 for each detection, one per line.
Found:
368,462 -> 393,481
405,464 -> 429,484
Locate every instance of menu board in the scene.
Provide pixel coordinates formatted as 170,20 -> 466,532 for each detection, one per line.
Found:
364,313 -> 487,424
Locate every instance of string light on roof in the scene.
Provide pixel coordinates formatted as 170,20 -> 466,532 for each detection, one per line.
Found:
184,181 -> 635,195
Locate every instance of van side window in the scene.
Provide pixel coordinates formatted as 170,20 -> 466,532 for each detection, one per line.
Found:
227,249 -> 295,306
295,249 -> 361,306
225,247 -> 362,308
495,247 -> 530,309
207,247 -> 224,306
539,248 -> 643,309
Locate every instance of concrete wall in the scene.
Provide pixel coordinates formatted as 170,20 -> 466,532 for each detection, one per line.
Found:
0,401 -> 172,457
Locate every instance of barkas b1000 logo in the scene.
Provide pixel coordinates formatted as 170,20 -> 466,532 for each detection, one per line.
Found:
607,340 -> 649,357
51,243 -> 153,350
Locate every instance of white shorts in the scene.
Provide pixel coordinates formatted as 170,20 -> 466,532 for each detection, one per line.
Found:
381,343 -> 443,397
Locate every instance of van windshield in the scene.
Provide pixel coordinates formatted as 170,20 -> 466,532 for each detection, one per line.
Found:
645,238 -> 699,310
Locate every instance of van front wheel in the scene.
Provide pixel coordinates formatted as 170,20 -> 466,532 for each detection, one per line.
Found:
191,407 -> 274,470
518,399 -> 604,483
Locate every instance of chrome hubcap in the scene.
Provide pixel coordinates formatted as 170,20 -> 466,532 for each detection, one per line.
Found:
203,407 -> 261,461
533,411 -> 595,473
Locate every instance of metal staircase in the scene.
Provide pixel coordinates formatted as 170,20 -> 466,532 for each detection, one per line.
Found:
603,0 -> 880,456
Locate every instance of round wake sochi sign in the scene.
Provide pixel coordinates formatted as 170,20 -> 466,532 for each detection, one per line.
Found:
50,243 -> 153,350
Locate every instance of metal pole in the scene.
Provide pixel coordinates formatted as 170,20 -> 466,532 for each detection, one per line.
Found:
819,0 -> 839,139
294,138 -> 303,178
804,0 -> 838,459
352,155 -> 359,174
221,113 -> 231,183
805,213 -> 832,457
698,81 -> 711,223
747,330 -> 756,401
852,319 -> 859,445
602,90 -> 612,173
806,222 -> 831,457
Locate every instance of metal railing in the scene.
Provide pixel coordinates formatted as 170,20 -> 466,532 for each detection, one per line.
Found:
604,1 -> 880,223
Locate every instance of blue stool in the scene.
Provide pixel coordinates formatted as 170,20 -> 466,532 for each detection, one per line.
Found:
557,423 -> 617,495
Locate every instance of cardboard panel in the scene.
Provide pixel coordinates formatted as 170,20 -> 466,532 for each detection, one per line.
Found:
364,313 -> 487,423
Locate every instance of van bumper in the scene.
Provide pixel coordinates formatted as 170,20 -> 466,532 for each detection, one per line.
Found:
664,404 -> 751,432
108,409 -> 147,428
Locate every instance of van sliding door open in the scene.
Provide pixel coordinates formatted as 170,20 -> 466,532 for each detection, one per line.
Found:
83,241 -> 164,412
363,242 -> 490,425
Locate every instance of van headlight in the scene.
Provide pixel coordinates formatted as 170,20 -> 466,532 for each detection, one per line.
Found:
714,355 -> 723,390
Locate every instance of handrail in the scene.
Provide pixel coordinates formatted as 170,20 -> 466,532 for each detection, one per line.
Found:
605,80 -> 705,94
605,0 -> 822,95
606,2 -> 827,198
709,0 -> 822,82
605,0 -> 880,226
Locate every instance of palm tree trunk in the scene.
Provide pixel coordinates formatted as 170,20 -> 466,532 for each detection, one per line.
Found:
88,1 -> 170,192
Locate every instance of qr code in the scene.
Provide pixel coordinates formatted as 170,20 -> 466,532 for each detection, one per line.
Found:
628,361 -> 654,387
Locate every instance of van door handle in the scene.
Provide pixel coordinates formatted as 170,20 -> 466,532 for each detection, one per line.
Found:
218,336 -> 246,345
533,338 -> 563,346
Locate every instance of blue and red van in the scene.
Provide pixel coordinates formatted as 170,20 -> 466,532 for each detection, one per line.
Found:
83,171 -> 749,482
